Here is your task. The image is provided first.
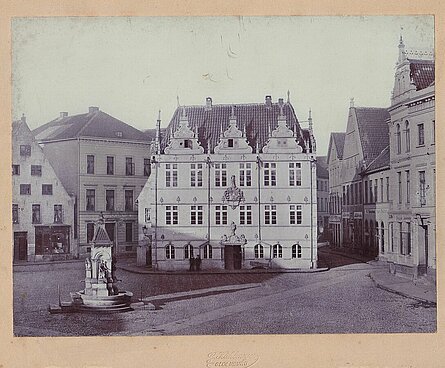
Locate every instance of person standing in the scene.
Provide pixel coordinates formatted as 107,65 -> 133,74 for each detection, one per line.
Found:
195,254 -> 202,271
189,255 -> 195,271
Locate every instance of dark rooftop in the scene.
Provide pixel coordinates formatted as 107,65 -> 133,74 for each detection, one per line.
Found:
409,59 -> 435,91
331,132 -> 346,160
363,145 -> 390,174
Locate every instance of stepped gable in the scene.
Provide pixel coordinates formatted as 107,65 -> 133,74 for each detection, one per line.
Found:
161,100 -> 307,154
33,108 -> 148,142
354,107 -> 390,163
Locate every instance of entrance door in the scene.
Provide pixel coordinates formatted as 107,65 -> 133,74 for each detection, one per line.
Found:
105,223 -> 116,253
14,232 -> 28,261
224,245 -> 242,270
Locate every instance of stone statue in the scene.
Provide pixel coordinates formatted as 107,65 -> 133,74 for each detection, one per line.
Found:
230,175 -> 236,188
230,221 -> 237,236
85,258 -> 92,278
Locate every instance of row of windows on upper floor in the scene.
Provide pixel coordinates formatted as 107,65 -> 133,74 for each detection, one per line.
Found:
86,155 -> 151,177
144,204 -> 304,226
163,162 -> 303,188
317,180 -> 329,192
12,203 -> 64,225
163,243 -> 303,260
394,120 -> 435,155
317,197 -> 329,212
12,164 -> 44,176
18,183 -> 55,196
85,221 -> 134,244
341,177 -> 391,206
85,188 -> 135,212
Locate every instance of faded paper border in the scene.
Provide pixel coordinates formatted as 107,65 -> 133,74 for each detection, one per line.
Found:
0,1 -> 443,367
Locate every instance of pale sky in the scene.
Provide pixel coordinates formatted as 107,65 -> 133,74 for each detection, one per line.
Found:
12,16 -> 434,155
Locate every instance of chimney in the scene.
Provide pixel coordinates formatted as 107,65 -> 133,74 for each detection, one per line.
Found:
60,112 -> 68,119
89,106 -> 99,113
265,95 -> 272,108
278,98 -> 284,106
21,113 -> 26,124
205,97 -> 212,111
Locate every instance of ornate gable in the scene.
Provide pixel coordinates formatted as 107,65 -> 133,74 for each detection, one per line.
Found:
262,104 -> 302,154
214,106 -> 252,154
164,107 -> 204,154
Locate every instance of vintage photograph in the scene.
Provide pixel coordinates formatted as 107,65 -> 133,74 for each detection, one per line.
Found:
11,16 -> 436,336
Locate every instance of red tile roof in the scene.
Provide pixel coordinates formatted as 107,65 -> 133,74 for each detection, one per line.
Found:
409,59 -> 435,91
161,102 -> 309,153
33,109 -> 148,142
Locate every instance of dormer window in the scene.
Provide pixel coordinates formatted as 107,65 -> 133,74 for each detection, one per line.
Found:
183,139 -> 192,148
115,131 -> 123,138
228,139 -> 234,148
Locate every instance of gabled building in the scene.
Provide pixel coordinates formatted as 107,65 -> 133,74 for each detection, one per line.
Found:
316,156 -> 329,240
138,96 -> 318,271
12,116 -> 75,261
327,132 -> 345,247
386,37 -> 435,279
33,107 -> 153,257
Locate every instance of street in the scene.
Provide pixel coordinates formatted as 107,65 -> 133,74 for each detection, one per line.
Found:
13,251 -> 436,336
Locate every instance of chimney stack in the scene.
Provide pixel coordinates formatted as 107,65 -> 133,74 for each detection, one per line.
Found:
278,98 -> 284,106
265,95 -> 272,108
89,106 -> 99,113
21,113 -> 26,124
60,112 -> 68,119
205,97 -> 212,111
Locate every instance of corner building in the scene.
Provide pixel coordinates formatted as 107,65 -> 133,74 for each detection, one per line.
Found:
138,97 -> 318,271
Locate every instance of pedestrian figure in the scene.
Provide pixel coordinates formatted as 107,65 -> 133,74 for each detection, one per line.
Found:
195,254 -> 201,271
189,255 -> 195,271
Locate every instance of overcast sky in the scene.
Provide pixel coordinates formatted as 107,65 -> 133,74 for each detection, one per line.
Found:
12,16 -> 434,155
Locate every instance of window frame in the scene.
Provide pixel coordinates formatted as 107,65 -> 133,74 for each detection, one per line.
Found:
86,155 -> 95,174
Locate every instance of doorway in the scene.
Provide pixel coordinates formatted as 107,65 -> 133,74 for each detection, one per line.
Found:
224,245 -> 242,270
14,232 -> 28,261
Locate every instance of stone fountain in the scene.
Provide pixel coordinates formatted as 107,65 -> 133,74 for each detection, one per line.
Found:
50,213 -> 133,313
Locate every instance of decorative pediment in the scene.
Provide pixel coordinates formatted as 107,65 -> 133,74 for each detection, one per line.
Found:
164,107 -> 204,154
220,222 -> 247,246
214,106 -> 252,154
92,213 -> 112,247
262,104 -> 302,154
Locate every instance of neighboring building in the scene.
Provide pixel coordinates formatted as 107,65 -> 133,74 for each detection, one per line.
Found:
12,116 -> 75,261
33,107 -> 152,257
316,156 -> 329,240
327,132 -> 345,248
386,37 -> 435,279
138,96 -> 318,271
338,102 -> 390,256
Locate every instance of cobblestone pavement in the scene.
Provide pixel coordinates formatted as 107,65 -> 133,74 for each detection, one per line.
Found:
13,254 -> 436,336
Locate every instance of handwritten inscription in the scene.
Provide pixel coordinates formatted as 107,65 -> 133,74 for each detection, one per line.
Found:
206,351 -> 259,368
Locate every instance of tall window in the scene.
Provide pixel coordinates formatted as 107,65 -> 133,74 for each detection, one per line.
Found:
254,244 -> 264,258
364,181 -> 368,204
406,171 -> 410,204
399,222 -> 404,254
418,123 -> 425,146
144,208 -> 151,222
386,177 -> 390,201
289,205 -> 302,224
126,157 -> 135,176
369,180 -> 373,203
31,165 -> 42,176
419,171 -> 426,206
125,190 -> 134,211
86,189 -> 95,211
166,163 -> 178,187
406,222 -> 411,255
144,158 -> 151,177
166,205 -> 178,225
125,222 -> 133,242
405,121 -> 410,152
20,184 -> 31,195
273,244 -> 282,258
292,244 -> 302,258
54,204 -> 63,223
106,190 -> 115,211
107,156 -> 114,175
42,184 -> 53,195
12,204 -> 19,224
381,222 -> 385,253
215,205 -> 228,225
264,204 -> 277,225
203,244 -> 212,259
165,244 -> 175,259
390,223 -> 394,252
239,205 -> 252,225
239,163 -> 252,186
190,205 -> 203,225
380,178 -> 384,202
191,163 -> 203,187
398,172 -> 402,204
87,223 -> 95,243
20,144 -> 31,156
12,164 -> 20,176
396,124 -> 401,154
214,163 -> 227,187
32,204 -> 41,224
184,244 -> 194,259
87,155 -> 94,174
264,163 -> 277,186
374,180 -> 378,203
289,162 -> 301,186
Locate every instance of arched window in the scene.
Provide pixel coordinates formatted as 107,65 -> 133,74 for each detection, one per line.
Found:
273,244 -> 282,258
166,244 -> 175,259
203,244 -> 212,259
184,244 -> 193,259
405,121 -> 410,152
292,244 -> 302,259
375,221 -> 379,248
381,221 -> 385,253
254,244 -> 264,258
396,124 -> 401,154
